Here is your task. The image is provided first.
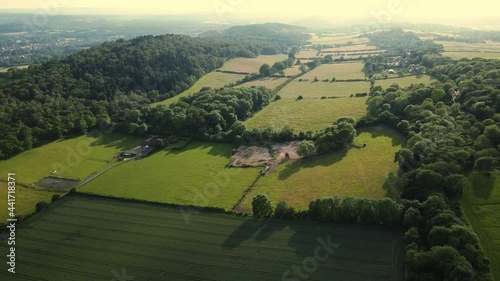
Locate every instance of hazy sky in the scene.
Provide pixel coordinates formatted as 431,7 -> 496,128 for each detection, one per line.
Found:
1,0 -> 499,20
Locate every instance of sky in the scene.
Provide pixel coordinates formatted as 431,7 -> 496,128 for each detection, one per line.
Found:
1,0 -> 499,21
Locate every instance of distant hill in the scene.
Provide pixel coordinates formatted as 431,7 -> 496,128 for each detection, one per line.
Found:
201,23 -> 311,48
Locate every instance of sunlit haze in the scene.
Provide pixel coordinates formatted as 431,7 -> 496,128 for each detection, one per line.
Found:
2,0 -> 499,21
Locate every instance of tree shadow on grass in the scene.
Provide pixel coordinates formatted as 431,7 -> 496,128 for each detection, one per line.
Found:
277,149 -> 348,181
87,132 -> 142,151
166,142 -> 233,158
221,219 -> 266,249
358,126 -> 405,147
383,172 -> 400,200
470,172 -> 495,200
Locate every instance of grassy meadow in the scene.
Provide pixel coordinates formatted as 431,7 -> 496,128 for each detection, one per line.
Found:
375,75 -> 433,89
279,80 -> 370,98
219,55 -> 288,74
462,171 -> 500,280
244,97 -> 368,132
240,126 -> 405,211
0,181 -> 60,221
236,77 -> 288,89
0,194 -> 405,281
153,71 -> 246,107
80,142 -> 260,210
0,133 -> 142,185
300,62 -> 366,80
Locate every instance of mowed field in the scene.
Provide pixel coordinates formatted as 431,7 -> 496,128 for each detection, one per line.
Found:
300,62 -> 366,80
279,80 -> 369,98
236,77 -> 288,89
219,55 -> 288,74
308,34 -> 369,45
244,97 -> 368,132
0,194 -> 405,281
240,126 -> 405,211
80,142 -> 260,210
0,182 -> 60,221
0,133 -> 142,185
0,65 -> 30,73
462,171 -> 500,280
153,71 -> 246,107
436,40 -> 500,60
375,75 -> 433,89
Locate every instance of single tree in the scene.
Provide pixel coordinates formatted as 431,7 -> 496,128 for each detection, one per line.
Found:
252,194 -> 273,217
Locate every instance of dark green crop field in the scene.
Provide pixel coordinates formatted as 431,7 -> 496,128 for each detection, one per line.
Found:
0,195 -> 405,281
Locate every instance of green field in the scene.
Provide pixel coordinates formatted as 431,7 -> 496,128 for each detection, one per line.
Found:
240,126 -> 404,211
0,194 -> 405,281
219,55 -> 288,74
153,71 -> 246,107
236,77 -> 288,89
0,133 -> 142,185
0,181 -> 60,221
279,80 -> 370,98
0,64 -> 30,73
295,49 -> 321,58
375,75 -> 433,89
244,97 -> 368,132
80,142 -> 260,210
443,52 -> 500,60
308,34 -> 369,45
462,171 -> 500,280
300,63 -> 366,80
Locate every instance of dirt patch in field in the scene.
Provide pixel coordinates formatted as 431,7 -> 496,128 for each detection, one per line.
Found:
230,141 -> 302,168
35,177 -> 79,191
231,146 -> 274,167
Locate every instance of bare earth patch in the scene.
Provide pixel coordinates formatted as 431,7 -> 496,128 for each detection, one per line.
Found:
230,141 -> 302,169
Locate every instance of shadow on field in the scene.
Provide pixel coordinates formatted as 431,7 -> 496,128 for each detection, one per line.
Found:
383,172 -> 400,199
221,218 -> 288,249
470,172 -> 495,199
87,132 -> 141,151
277,150 -> 347,180
166,142 -> 231,157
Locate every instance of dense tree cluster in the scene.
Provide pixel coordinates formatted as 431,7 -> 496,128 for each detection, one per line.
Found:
309,197 -> 401,225
362,53 -> 499,280
314,118 -> 357,154
143,87 -> 275,142
0,34 -> 285,159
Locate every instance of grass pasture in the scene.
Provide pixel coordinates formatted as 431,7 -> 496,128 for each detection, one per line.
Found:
236,77 -> 288,89
300,62 -> 366,80
244,97 -> 368,132
0,133 -> 142,185
80,142 -> 260,210
240,126 -> 404,211
0,182 -> 60,221
321,45 -> 377,52
219,55 -> 288,74
295,49 -> 321,58
308,34 -> 369,45
0,64 -> 30,73
284,65 -> 302,76
462,171 -> 500,280
375,75 -> 433,89
279,80 -> 370,99
436,40 -> 500,60
0,194 -> 405,281
153,71 -> 246,107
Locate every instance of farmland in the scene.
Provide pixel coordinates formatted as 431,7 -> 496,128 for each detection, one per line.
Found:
244,97 -> 368,132
375,75 -> 433,89
0,133 -> 142,185
308,34 -> 369,45
0,182 -> 60,221
240,126 -> 405,211
299,62 -> 366,80
0,194 -> 405,281
80,142 -> 260,210
219,55 -> 288,74
435,40 -> 500,60
153,71 -> 246,107
279,80 -> 370,98
0,64 -> 30,73
462,171 -> 500,280
236,77 -> 288,89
